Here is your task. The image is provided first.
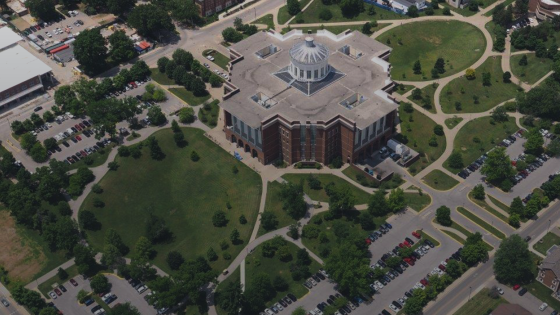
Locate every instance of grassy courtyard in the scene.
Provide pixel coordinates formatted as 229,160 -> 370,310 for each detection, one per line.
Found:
510,53 -> 554,85
407,84 -> 439,114
169,88 -> 211,106
376,21 -> 486,81
198,100 -> 220,127
341,166 -> 404,189
257,181 -> 298,237
80,128 -> 262,273
533,232 -> 560,255
282,174 -> 371,204
278,0 -> 313,24
202,49 -> 229,71
294,1 -> 406,24
453,288 -> 507,315
422,170 -> 459,191
397,107 -> 446,175
405,192 -> 432,212
251,14 -> 275,30
68,144 -> 115,170
443,116 -> 518,174
440,56 -> 519,113
149,68 -> 176,86
394,84 -> 415,95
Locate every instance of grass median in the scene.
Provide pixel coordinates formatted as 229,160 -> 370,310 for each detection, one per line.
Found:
457,207 -> 506,240
422,170 -> 459,191
405,192 -> 432,212
453,288 -> 507,315
468,192 -> 509,224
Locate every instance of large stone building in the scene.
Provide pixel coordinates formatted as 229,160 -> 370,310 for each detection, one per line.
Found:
0,27 -> 53,109
529,0 -> 560,20
219,30 -> 398,165
196,0 -> 238,17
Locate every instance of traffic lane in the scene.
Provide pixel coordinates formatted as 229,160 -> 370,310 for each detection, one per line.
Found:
275,280 -> 337,315
427,200 -> 560,315
106,274 -> 154,315
51,277 -> 92,315
0,300 -> 22,315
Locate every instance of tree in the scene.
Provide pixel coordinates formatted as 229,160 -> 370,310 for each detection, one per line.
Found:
105,229 -> 129,255
79,210 -> 100,230
166,251 -> 185,270
413,60 -> 422,75
403,296 -> 423,315
90,274 -> 111,293
443,7 -> 451,15
191,150 -> 200,161
101,244 -> 123,268
127,4 -> 174,37
134,236 -> 154,261
178,107 -> 195,124
147,106 -> 166,126
482,72 -> 492,86
446,259 -> 464,279
40,308 -> 59,315
434,57 -> 445,74
509,214 -> 521,228
407,5 -> 419,17
233,17 -> 244,30
320,8 -> 333,21
388,188 -> 405,213
481,147 -> 515,184
212,210 -> 228,227
218,280 -> 243,315
494,234 -> 534,284
145,212 -> 172,243
25,0 -> 58,21
448,151 -> 464,169
130,61 -> 151,81
260,212 -> 278,231
280,182 -> 307,219
108,0 -> 136,16
30,142 -> 48,162
158,57 -> 170,73
329,185 -> 356,216
368,189 -> 388,217
168,0 -> 202,26
411,88 -> 422,100
491,105 -> 509,122
230,228 -> 240,244
324,241 -> 370,297
74,29 -> 108,74
465,68 -> 476,80
108,30 -> 136,63
461,241 -> 488,266
191,78 -> 207,97
525,128 -> 544,155
514,0 -> 529,15
222,27 -> 244,43
57,267 -> 69,280
503,71 -> 512,83
433,124 -> 444,136
109,303 -> 141,315
53,85 -> 78,110
472,184 -> 485,200
436,206 -> 451,226
287,0 -> 301,15
339,0 -> 364,17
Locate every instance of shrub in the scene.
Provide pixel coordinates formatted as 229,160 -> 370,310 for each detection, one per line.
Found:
319,8 -> 332,21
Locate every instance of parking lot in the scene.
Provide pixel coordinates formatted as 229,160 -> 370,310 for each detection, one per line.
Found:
50,274 -> 155,315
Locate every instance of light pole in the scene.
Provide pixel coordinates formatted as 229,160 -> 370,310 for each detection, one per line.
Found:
547,219 -> 552,234
468,286 -> 472,301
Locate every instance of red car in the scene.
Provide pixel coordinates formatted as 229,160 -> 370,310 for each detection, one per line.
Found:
438,264 -> 446,271
54,288 -> 62,296
365,238 -> 371,245
130,82 -> 137,88
70,278 -> 78,286
420,279 -> 428,286
80,150 -> 87,156
412,231 -> 422,239
76,135 -> 82,141
513,284 -> 521,291
399,243 -> 404,248
75,124 -> 82,131
403,241 -> 411,248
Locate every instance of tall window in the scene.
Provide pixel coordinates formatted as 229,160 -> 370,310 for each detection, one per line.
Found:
307,71 -> 311,79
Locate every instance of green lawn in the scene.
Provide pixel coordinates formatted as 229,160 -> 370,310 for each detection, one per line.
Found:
278,0 -> 313,24
294,1 -> 407,24
202,49 -> 230,71
397,107 -> 446,175
533,232 -> 560,255
68,144 -> 115,170
257,181 -> 298,237
422,170 -> 459,191
468,192 -> 509,224
150,68 -> 176,85
245,242 -> 320,306
283,23 -> 389,35
443,116 -> 518,173
38,265 -> 79,298
376,21 -> 486,81
394,84 -> 415,95
282,173 -> 371,204
301,212 -> 386,259
510,53 -> 554,85
442,229 -> 466,245
169,88 -> 211,106
198,100 -> 220,127
457,207 -> 506,239
440,56 -> 519,113
407,83 -> 438,114
487,195 -> 510,213
453,288 -> 507,315
341,166 -> 404,189
418,230 -> 440,246
405,192 -> 431,212
437,219 -> 494,250
251,14 -> 275,30
445,117 -> 463,129
483,0 -> 515,16
80,128 -> 262,274
526,280 -> 560,311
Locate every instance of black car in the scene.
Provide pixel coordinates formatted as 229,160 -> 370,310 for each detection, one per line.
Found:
316,272 -> 326,280
405,237 -> 415,245
84,298 -> 94,306
55,146 -> 62,152
394,266 -> 403,274
405,291 -> 413,298
317,303 -> 325,311
91,305 -> 102,313
279,300 -> 287,308
381,310 -> 391,315
342,305 -> 351,313
129,279 -> 140,287
378,260 -> 387,268
424,239 -> 435,248
312,274 -> 321,282
393,301 -> 402,309
326,298 -> 334,305
34,106 -> 43,112
518,287 -> 527,296
58,284 -> 67,292
329,295 -> 336,301
71,127 -> 78,133
339,309 -> 347,315
71,155 -> 79,161
283,297 -> 292,305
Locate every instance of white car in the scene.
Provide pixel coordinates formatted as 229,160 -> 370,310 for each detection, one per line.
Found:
264,309 -> 274,315
46,32 -> 52,38
136,285 -> 147,293
309,278 -> 317,286
389,303 -> 399,312
539,303 -> 548,311
313,308 -> 323,315
275,303 -> 283,311
347,302 -> 356,310
441,260 -> 448,266
434,267 -> 444,276
49,291 -> 57,299
497,287 -> 504,295
374,280 -> 384,289
415,282 -> 425,290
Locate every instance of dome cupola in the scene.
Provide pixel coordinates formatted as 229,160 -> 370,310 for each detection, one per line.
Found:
288,37 -> 331,82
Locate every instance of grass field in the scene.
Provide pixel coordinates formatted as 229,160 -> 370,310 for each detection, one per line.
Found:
397,107 -> 446,175
257,181 -> 298,237
445,117 -> 463,129
294,1 -> 407,24
453,288 -> 507,315
149,68 -> 176,85
440,56 -> 519,113
394,84 -> 415,95
202,50 -> 229,71
251,14 -> 275,30
405,192 -> 432,212
245,242 -> 320,306
282,173 -> 371,204
283,23 -> 389,35
277,0 -> 313,24
422,170 -> 459,191
443,116 -> 518,173
377,21 -> 486,81
533,232 -> 560,255
38,265 -> 79,298
457,207 -> 506,239
407,84 -> 438,114
68,144 -> 115,170
341,166 -> 404,189
198,100 -> 220,127
510,53 -> 554,85
169,88 -> 211,106
80,128 -> 262,273
468,192 -> 509,224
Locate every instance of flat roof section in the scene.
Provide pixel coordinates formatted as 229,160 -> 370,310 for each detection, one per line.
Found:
0,27 -> 23,51
0,45 -> 52,92
220,30 -> 398,129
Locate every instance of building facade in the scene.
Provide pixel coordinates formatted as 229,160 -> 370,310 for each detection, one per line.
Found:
529,0 -> 560,20
196,0 -> 238,17
537,246 -> 560,300
220,30 -> 398,165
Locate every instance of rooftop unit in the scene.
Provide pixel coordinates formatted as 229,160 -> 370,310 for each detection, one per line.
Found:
251,92 -> 278,109
338,45 -> 363,59
339,93 -> 367,109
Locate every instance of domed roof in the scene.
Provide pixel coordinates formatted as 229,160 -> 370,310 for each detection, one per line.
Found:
289,37 -> 329,65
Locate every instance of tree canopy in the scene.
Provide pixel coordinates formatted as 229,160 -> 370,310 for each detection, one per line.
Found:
494,234 -> 534,284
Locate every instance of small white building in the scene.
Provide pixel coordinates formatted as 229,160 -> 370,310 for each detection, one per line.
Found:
391,0 -> 427,13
